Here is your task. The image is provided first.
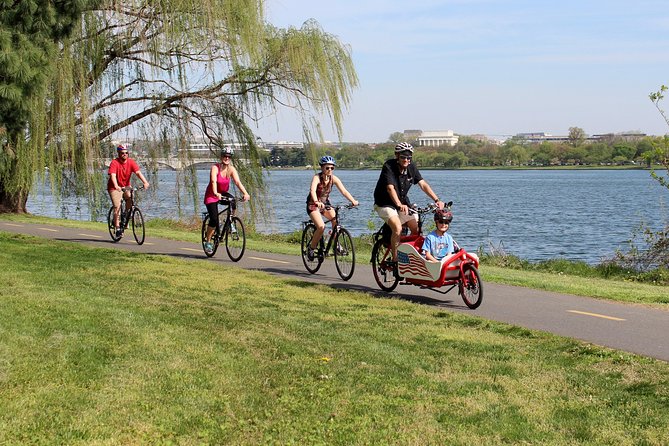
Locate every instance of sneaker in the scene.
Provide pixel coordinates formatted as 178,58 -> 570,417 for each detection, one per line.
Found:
386,260 -> 399,277
115,228 -> 123,238
204,241 -> 214,253
307,247 -> 315,261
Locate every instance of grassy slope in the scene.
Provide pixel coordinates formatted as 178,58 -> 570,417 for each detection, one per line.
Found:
1,232 -> 668,445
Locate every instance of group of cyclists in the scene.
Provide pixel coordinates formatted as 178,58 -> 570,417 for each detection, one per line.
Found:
107,141 -> 456,266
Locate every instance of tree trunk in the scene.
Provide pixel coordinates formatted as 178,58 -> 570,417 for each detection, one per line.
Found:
0,183 -> 28,213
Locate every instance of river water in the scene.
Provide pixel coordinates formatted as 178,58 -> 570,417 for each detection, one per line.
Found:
27,168 -> 669,264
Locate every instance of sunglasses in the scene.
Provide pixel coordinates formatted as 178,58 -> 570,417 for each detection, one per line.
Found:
399,155 -> 412,161
324,166 -> 335,171
119,152 -> 128,155
436,221 -> 450,224
221,155 -> 232,159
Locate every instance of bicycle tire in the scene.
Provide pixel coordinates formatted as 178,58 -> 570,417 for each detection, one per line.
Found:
201,214 -> 219,257
301,223 -> 323,274
107,206 -> 122,242
225,216 -> 246,262
334,227 -> 355,281
459,263 -> 483,309
371,238 -> 399,292
131,207 -> 145,245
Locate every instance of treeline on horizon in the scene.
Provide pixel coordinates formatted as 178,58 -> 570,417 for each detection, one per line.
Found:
261,134 -> 664,169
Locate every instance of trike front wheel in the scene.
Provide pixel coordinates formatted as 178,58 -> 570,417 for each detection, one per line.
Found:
371,238 -> 399,292
459,263 -> 483,309
334,228 -> 355,281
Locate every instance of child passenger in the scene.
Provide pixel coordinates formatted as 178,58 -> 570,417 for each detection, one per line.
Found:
422,209 -> 456,262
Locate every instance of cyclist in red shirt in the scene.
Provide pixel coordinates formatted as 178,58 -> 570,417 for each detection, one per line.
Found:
107,144 -> 150,237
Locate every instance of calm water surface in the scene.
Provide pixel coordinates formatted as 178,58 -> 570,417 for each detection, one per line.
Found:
27,169 -> 668,264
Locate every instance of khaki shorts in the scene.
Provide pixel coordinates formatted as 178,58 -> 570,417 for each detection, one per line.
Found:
108,189 -> 130,209
374,205 -> 417,225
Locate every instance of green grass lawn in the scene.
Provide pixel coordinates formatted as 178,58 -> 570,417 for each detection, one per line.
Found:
1,232 -> 669,444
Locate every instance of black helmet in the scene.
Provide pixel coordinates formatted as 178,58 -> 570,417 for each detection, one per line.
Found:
220,147 -> 234,157
434,209 -> 453,224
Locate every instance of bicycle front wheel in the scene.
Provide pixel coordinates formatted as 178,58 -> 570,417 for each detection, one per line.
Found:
371,238 -> 399,292
225,216 -> 246,261
201,214 -> 219,257
334,228 -> 355,281
131,208 -> 145,245
459,263 -> 483,309
107,206 -> 121,242
301,223 -> 323,274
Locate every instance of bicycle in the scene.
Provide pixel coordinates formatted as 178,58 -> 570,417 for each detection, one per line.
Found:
370,201 -> 483,309
301,204 -> 357,281
107,186 -> 145,245
201,195 -> 246,261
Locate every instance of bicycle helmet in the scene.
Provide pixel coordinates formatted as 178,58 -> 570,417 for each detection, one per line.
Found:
117,144 -> 128,152
319,155 -> 336,166
220,147 -> 234,157
434,209 -> 453,224
394,142 -> 414,154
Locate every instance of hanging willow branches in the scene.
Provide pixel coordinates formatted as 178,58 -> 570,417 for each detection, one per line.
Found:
0,0 -> 358,215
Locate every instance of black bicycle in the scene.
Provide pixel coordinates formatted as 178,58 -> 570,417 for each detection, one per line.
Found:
201,196 -> 246,261
301,204 -> 357,281
107,186 -> 145,245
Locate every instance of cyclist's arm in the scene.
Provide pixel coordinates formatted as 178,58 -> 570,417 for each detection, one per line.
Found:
230,167 -> 250,201
110,173 -> 122,192
332,176 -> 358,206
135,170 -> 150,189
309,174 -> 324,208
417,179 -> 443,209
385,184 -> 407,214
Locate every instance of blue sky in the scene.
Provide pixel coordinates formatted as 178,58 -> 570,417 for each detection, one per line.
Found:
258,0 -> 669,142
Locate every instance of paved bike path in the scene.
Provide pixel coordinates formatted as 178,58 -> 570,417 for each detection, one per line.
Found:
2,220 -> 668,362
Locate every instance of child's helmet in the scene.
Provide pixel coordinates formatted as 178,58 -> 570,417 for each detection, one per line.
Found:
319,155 -> 336,166
434,209 -> 453,223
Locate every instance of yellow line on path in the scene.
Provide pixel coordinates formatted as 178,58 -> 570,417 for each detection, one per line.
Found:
181,247 -> 202,252
38,227 -> 58,232
79,233 -> 102,238
567,310 -> 626,321
3,223 -> 23,227
248,256 -> 290,264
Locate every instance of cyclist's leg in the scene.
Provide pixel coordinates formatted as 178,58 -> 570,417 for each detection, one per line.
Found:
308,209 -> 327,250
122,189 -> 133,226
109,189 -> 123,229
404,213 -> 419,235
375,205 -> 402,261
322,205 -> 337,236
204,202 -> 219,243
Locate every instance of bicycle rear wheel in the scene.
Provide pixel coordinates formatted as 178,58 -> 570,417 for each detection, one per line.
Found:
131,208 -> 145,245
201,214 -> 219,257
107,206 -> 121,242
459,263 -> 483,309
371,238 -> 399,292
334,228 -> 355,281
301,223 -> 323,274
225,216 -> 246,261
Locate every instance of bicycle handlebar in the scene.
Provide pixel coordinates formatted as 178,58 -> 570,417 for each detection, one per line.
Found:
324,203 -> 358,211
121,185 -> 144,192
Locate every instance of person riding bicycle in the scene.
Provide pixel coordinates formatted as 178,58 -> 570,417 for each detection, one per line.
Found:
373,142 -> 444,265
203,147 -> 251,254
422,209 -> 457,262
107,144 -> 150,238
305,155 -> 359,260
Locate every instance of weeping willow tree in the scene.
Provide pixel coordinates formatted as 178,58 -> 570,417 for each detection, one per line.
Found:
0,0 -> 358,215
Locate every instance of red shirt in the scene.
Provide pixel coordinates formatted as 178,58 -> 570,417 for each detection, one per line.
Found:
107,158 -> 140,190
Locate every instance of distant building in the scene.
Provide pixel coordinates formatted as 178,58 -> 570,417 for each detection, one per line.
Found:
515,131 -> 647,144
265,141 -> 304,151
403,129 -> 459,147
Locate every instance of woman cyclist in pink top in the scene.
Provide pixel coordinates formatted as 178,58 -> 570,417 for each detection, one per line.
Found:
203,147 -> 251,253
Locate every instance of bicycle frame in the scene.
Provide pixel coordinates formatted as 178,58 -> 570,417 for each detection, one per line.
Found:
303,205 -> 345,257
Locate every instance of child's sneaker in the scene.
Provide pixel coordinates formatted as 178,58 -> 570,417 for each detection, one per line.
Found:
204,241 -> 214,253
